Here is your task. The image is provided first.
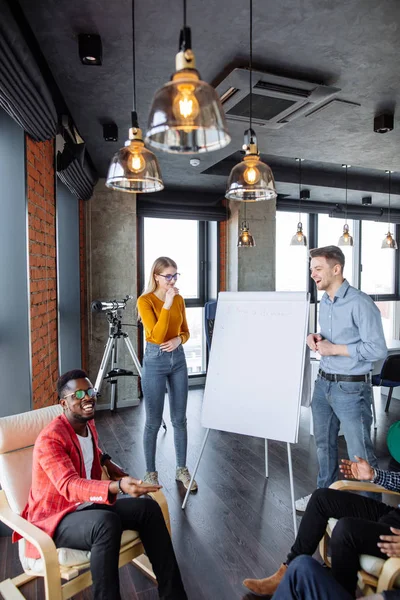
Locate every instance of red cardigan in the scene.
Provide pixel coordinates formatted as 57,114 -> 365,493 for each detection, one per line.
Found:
13,413 -> 116,559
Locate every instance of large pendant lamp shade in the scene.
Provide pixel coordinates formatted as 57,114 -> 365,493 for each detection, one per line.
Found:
106,0 -> 163,193
225,0 -> 277,202
290,158 -> 307,246
382,170 -> 398,249
338,164 -> 353,246
145,3 -> 230,154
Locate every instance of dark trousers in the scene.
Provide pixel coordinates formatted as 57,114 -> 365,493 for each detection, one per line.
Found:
286,488 -> 400,595
273,555 -> 353,600
53,496 -> 187,600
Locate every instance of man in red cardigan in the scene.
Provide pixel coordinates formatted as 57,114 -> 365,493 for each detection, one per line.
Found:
21,369 -> 187,600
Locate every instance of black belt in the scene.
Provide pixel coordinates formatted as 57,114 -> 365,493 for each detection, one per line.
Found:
318,369 -> 371,383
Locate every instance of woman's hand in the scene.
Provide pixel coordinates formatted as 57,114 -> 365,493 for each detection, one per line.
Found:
339,456 -> 374,481
160,336 -> 182,352
164,287 -> 179,309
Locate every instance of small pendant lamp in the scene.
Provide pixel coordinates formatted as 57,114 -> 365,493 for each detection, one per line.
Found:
106,0 -> 163,193
290,158 -> 307,246
237,202 -> 255,247
338,164 -> 353,246
145,0 -> 230,154
382,170 -> 398,249
225,0 -> 277,202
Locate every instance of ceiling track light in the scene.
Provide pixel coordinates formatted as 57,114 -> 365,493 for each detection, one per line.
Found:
382,170 -> 398,249
106,0 -> 163,193
225,0 -> 277,202
78,34 -> 102,66
290,158 -> 307,246
338,164 -> 353,247
145,0 -> 230,154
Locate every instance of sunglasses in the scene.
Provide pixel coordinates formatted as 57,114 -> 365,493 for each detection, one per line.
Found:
158,273 -> 180,282
63,388 -> 97,401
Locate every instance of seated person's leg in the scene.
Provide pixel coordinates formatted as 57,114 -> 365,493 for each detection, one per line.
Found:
272,556 -> 353,600
114,495 -> 187,600
53,507 -> 122,600
243,487 -> 392,596
330,512 -> 400,595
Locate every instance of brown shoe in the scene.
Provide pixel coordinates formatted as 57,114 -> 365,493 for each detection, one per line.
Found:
243,563 -> 288,596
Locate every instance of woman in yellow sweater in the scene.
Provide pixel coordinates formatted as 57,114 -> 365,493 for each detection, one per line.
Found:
137,256 -> 197,491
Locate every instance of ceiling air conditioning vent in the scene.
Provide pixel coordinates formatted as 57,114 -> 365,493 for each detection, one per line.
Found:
216,68 -> 340,130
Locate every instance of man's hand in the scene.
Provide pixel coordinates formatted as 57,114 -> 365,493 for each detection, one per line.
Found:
109,476 -> 162,498
315,339 -> 336,356
378,527 -> 400,557
160,336 -> 181,352
339,456 -> 374,481
104,460 -> 128,481
306,333 -> 322,351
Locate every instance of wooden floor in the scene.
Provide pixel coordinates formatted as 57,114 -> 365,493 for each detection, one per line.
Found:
1,388 -> 400,599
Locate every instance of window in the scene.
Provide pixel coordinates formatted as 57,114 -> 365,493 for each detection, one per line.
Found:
275,212 -> 309,292
142,218 -> 208,375
317,214 -> 354,287
360,221 -> 396,296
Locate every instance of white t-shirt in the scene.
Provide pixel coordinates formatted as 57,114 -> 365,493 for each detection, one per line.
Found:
76,427 -> 94,511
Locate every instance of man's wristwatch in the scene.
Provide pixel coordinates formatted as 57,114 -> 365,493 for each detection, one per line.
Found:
100,453 -> 112,466
370,468 -> 377,482
117,478 -> 125,494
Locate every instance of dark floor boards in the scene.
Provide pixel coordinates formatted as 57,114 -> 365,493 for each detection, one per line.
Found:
1,389 -> 400,599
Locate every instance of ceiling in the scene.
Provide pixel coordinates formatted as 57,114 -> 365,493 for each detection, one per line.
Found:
17,0 -> 400,207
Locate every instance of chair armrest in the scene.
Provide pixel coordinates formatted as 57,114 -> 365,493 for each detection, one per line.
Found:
0,490 -> 59,568
377,557 -> 400,592
330,480 -> 400,497
148,490 -> 171,535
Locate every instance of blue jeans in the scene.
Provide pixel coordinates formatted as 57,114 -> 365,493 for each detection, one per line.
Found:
142,342 -> 188,472
272,556 -> 353,600
311,375 -> 378,490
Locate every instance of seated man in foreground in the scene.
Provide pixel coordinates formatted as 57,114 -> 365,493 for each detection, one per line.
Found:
16,369 -> 187,600
243,455 -> 400,597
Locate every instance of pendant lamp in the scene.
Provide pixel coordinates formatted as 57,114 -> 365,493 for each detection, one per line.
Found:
145,1 -> 230,154
338,164 -> 353,246
225,0 -> 277,202
237,202 -> 255,247
290,158 -> 307,246
382,170 -> 398,249
106,0 -> 163,193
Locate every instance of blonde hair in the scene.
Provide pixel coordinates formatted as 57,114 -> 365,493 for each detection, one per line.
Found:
140,256 -> 178,297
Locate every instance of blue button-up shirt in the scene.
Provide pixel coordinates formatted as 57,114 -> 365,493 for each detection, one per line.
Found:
319,280 -> 387,375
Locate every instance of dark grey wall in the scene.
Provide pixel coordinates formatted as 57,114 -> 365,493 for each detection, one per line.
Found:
0,109 -> 31,417
56,181 -> 81,373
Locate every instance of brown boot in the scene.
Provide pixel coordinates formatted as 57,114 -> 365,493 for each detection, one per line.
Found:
243,563 -> 288,596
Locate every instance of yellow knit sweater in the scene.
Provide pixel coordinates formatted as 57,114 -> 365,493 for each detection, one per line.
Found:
137,293 -> 190,345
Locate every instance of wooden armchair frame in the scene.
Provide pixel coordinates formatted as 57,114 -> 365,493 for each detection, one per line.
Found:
319,480 -> 400,596
0,488 -> 170,600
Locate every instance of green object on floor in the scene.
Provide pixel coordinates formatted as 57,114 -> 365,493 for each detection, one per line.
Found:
387,420 -> 400,462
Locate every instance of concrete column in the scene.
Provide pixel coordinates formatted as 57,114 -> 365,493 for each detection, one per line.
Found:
84,179 -> 139,409
226,199 -> 276,292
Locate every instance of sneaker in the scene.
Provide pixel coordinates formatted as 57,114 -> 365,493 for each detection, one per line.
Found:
143,471 -> 159,485
295,493 -> 312,513
243,563 -> 288,595
176,467 -> 198,492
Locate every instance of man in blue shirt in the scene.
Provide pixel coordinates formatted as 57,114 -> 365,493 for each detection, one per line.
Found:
296,245 -> 387,511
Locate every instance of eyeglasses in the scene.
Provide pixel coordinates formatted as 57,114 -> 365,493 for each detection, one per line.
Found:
158,273 -> 180,282
63,388 -> 97,401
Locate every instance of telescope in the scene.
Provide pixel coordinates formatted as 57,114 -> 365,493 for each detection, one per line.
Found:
91,294 -> 133,313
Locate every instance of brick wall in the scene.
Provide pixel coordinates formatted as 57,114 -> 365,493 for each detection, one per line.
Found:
26,136 -> 58,409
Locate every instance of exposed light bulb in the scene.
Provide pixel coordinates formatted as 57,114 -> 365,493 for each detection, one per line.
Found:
173,84 -> 200,121
243,165 -> 260,185
297,232 -> 304,242
127,149 -> 146,173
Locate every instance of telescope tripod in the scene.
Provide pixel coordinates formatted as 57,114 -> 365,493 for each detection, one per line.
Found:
94,311 -> 166,433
